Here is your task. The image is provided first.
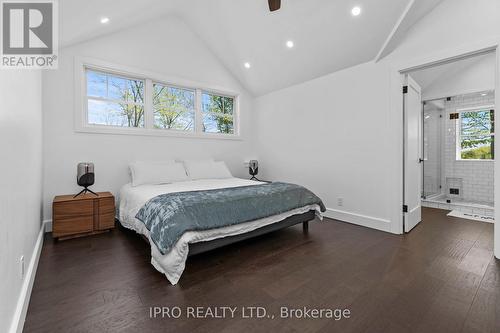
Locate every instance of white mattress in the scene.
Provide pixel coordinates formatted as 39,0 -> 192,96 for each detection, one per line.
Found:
118,178 -> 322,285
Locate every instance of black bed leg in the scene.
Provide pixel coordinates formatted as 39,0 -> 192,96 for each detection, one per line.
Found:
303,221 -> 309,233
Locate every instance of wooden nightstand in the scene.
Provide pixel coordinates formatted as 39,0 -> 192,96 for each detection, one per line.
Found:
52,192 -> 116,240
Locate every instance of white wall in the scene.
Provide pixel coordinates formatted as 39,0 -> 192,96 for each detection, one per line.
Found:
255,0 -> 500,243
0,71 -> 43,333
42,16 -> 256,223
255,62 -> 394,232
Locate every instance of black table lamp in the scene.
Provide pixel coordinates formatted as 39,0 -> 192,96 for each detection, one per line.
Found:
74,162 -> 98,198
249,160 -> 259,181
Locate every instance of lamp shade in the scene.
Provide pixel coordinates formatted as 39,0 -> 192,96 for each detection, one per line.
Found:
74,162 -> 98,198
249,160 -> 258,176
77,162 -> 95,187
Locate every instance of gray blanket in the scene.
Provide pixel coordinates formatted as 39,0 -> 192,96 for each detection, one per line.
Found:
135,182 -> 326,255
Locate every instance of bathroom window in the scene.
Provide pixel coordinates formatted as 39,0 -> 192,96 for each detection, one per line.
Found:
458,108 -> 495,160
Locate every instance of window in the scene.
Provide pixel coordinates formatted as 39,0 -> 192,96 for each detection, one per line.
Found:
202,92 -> 235,134
153,84 -> 195,131
458,108 -> 495,160
86,70 -> 145,128
80,61 -> 239,139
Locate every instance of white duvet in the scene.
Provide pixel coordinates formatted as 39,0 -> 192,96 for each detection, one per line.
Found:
118,178 -> 322,285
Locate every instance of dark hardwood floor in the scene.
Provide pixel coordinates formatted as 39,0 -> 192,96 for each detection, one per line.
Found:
24,208 -> 499,333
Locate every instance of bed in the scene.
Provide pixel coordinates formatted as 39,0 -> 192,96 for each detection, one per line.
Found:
119,170 -> 324,285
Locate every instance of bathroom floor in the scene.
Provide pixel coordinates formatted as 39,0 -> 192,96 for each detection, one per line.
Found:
422,194 -> 494,218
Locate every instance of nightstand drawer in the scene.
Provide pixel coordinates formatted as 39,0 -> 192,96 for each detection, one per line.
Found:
99,197 -> 115,215
53,216 -> 93,237
97,212 -> 115,230
54,200 -> 93,220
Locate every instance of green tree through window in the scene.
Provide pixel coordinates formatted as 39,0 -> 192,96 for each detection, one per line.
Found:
86,70 -> 145,128
153,84 -> 195,131
460,109 -> 495,160
117,80 -> 144,127
202,93 -> 234,134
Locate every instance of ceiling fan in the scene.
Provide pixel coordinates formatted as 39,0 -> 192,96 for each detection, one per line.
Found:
268,0 -> 281,12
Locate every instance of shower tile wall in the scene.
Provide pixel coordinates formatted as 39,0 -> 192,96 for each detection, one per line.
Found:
443,93 -> 494,204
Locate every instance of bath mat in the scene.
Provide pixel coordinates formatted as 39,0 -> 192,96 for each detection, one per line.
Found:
447,210 -> 494,223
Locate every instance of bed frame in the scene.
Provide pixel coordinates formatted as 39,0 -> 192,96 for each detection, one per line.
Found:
188,210 -> 315,256
134,210 -> 316,257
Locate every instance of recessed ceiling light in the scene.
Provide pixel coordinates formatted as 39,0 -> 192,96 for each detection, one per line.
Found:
244,62 -> 251,69
286,40 -> 294,48
351,6 -> 361,16
100,17 -> 110,24
481,93 -> 488,96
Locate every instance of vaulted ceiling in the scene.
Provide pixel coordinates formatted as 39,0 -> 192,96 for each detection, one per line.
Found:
60,0 -> 445,96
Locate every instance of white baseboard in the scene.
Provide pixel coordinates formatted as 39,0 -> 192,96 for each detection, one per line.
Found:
9,221 -> 46,333
323,208 -> 393,233
45,211 -> 392,234
43,219 -> 52,233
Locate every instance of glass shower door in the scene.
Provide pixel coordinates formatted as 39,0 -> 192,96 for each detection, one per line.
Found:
422,101 -> 442,199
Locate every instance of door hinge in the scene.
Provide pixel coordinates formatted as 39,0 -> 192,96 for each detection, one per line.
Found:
403,205 -> 408,213
403,86 -> 408,94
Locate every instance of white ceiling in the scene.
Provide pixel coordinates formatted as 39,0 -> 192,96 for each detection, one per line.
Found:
375,0 -> 446,61
60,0 -> 444,96
60,0 -> 184,48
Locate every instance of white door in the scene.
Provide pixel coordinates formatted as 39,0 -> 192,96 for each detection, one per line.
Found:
404,75 -> 423,232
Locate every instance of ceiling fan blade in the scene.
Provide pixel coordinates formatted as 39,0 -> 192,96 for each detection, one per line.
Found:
268,0 -> 281,12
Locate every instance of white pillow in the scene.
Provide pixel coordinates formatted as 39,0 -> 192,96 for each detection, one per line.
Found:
129,161 -> 188,187
184,160 -> 233,180
182,159 -> 213,178
129,160 -> 174,184
182,158 -> 214,164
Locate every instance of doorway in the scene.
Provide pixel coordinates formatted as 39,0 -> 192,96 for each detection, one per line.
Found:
421,92 -> 494,222
401,50 -> 496,234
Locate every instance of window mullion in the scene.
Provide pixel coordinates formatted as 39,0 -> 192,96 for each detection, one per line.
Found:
195,89 -> 203,133
145,79 -> 154,129
87,95 -> 143,106
234,96 -> 239,135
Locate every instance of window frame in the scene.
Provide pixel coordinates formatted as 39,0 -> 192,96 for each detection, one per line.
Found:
85,68 -> 146,128
152,81 -> 197,133
75,57 -> 241,140
456,105 -> 495,161
201,90 -> 237,135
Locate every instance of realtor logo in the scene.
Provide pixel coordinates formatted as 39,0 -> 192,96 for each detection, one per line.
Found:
1,0 -> 58,68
